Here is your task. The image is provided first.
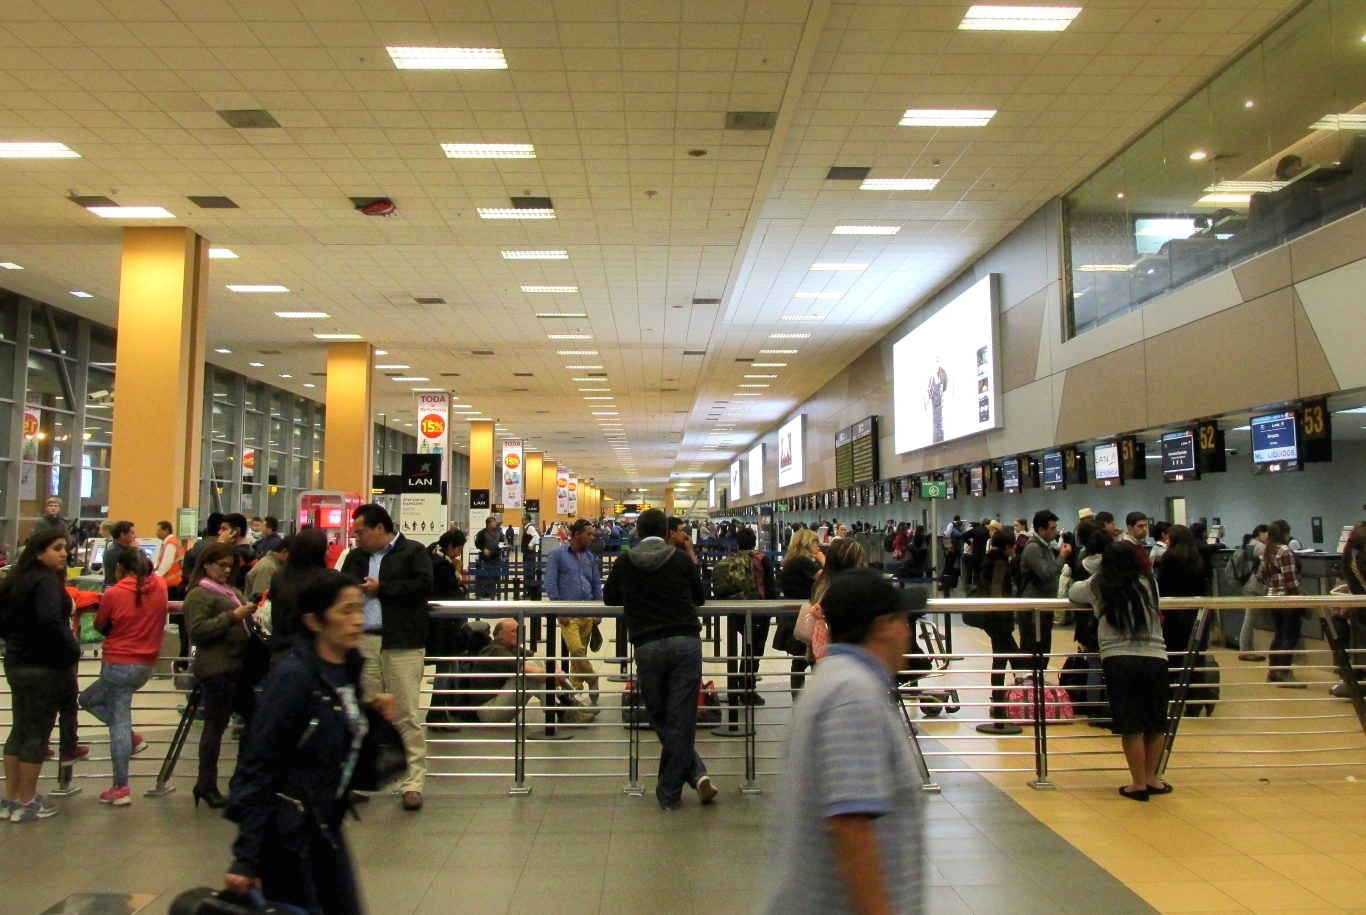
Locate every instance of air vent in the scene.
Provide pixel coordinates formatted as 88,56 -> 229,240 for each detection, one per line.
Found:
471,350 -> 495,356
259,350 -> 281,355
725,111 -> 777,131
661,387 -> 678,392
188,195 -> 239,209
683,350 -> 706,356
70,195 -> 116,208
511,387 -> 529,392
217,109 -> 281,129
513,372 -> 533,377
384,373 -> 402,378
588,372 -> 607,377
511,196 -> 553,210
691,297 -> 719,305
439,372 -> 460,377
826,166 -> 871,181
413,296 -> 446,305
309,372 -> 326,377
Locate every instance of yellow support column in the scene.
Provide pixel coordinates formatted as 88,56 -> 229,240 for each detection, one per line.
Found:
665,486 -> 676,516
542,460 -> 559,524
108,228 -> 209,533
468,420 -> 493,532
323,343 -> 374,498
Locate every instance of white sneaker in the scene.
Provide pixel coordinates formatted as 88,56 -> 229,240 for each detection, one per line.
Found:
11,794 -> 58,823
696,775 -> 718,805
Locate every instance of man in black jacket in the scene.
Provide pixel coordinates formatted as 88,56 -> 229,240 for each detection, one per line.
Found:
342,503 -> 434,811
603,508 -> 714,810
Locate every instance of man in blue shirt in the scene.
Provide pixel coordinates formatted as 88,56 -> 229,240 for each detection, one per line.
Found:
762,567 -> 926,914
544,519 -> 603,704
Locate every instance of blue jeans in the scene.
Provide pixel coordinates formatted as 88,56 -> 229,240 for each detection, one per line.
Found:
635,635 -> 707,807
79,662 -> 152,786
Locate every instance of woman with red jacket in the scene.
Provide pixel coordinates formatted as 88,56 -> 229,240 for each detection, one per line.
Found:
78,546 -> 167,806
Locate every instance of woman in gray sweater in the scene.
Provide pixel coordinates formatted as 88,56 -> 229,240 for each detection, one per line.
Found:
1070,541 -> 1170,801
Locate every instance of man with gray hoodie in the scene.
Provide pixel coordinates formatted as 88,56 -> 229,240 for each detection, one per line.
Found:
603,508 -> 713,810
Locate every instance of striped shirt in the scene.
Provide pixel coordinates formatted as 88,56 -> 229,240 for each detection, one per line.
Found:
761,643 -> 923,914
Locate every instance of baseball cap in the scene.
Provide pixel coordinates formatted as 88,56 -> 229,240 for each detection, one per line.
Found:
819,567 -> 927,641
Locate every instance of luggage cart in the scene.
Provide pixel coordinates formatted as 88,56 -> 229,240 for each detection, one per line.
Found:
897,617 -> 960,717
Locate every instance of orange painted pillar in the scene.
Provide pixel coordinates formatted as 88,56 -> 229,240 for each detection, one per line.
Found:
467,420 -> 494,533
323,343 -> 374,497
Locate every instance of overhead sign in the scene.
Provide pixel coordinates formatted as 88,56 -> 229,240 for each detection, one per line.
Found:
556,473 -> 569,515
567,472 -> 578,514
920,480 -> 948,499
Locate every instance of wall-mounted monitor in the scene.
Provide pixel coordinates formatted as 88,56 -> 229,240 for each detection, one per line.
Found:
777,414 -> 805,488
1000,457 -> 1021,493
1251,410 -> 1300,473
747,444 -> 764,497
1093,441 -> 1122,487
1042,450 -> 1065,490
969,465 -> 985,497
1161,429 -> 1199,481
730,459 -> 743,496
708,477 -> 716,509
892,275 -> 1000,454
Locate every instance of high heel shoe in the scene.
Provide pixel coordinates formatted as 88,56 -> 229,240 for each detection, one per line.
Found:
193,786 -> 227,809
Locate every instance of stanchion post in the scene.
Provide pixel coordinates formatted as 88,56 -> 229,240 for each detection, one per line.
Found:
1159,605 -> 1210,775
1027,607 -> 1053,790
623,649 -> 644,797
712,610 -> 753,738
145,684 -> 202,798
741,606 -> 761,794
509,607 -> 533,796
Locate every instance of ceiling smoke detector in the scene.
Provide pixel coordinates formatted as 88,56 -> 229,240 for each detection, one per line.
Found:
355,198 -> 396,217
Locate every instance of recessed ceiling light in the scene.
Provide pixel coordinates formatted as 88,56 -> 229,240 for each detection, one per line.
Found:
522,285 -> 578,293
832,225 -> 900,235
536,312 -> 588,319
557,350 -> 598,356
1244,99 -> 1256,109
959,5 -> 1081,31
760,349 -> 798,354
1188,150 -> 1208,161
810,262 -> 867,271
752,362 -> 787,367
793,292 -> 842,299
248,361 -> 265,367
739,384 -> 770,388
278,373 -> 293,379
0,262 -> 23,269
900,109 -> 996,127
442,143 -> 536,159
302,383 -> 316,389
547,333 -> 593,340
411,387 -> 445,392
69,291 -> 93,298
214,348 -> 232,354
87,206 -> 175,219
313,333 -> 362,340
386,47 -> 507,70
208,248 -> 238,259
230,285 -> 290,293
592,411 -> 620,416
860,178 -> 939,191
734,392 -> 763,397
392,376 -> 430,382
478,208 -> 555,219
503,250 -> 568,260
374,364 -> 410,370
374,350 -> 388,355
275,311 -> 329,319
583,396 -> 614,401
769,333 -> 811,339
781,314 -> 827,322
579,388 -> 611,392
744,374 -> 778,379
0,142 -> 80,158
565,364 -> 603,369
1309,114 -> 1366,131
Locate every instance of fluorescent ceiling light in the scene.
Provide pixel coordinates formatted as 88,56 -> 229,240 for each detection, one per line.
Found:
392,376 -> 429,382
522,285 -> 578,293
752,362 -> 787,367
833,225 -> 900,235
442,143 -> 536,159
536,312 -> 588,318
208,248 -> 238,259
810,262 -> 867,271
386,47 -> 507,70
374,364 -> 410,370
578,388 -> 611,392
313,333 -> 362,340
278,374 -> 293,379
571,377 -> 600,382
1309,114 -> 1366,131
557,350 -> 598,355
769,333 -> 811,339
592,411 -> 620,416
739,384 -> 769,389
87,206 -> 175,219
0,262 -> 22,269
781,315 -> 826,322
0,141 -> 79,158
959,5 -> 1081,31
900,109 -> 996,127
734,392 -> 763,397
547,334 -> 592,340
248,361 -> 265,367
478,208 -> 555,219
302,383 -> 316,389
411,387 -> 444,392
1195,193 -> 1251,206
860,178 -> 939,191
760,349 -> 798,354
503,250 -> 568,260
1188,150 -> 1208,161
275,311 -> 329,319
744,374 -> 778,379
230,285 -> 290,293
565,364 -> 603,369
214,348 -> 232,354
1204,180 -> 1285,193
69,291 -> 93,298
583,396 -> 614,401
375,350 -> 387,355
793,292 -> 842,299
451,404 -> 473,409
1076,264 -> 1132,273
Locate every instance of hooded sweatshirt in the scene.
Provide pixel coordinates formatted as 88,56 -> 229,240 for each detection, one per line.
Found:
96,573 -> 170,666
602,537 -> 706,646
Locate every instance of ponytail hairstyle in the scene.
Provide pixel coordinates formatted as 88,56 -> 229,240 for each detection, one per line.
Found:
111,546 -> 152,604
1092,541 -> 1157,638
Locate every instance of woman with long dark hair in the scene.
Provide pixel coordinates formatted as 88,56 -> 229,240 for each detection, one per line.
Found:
78,546 -> 167,806
1,528 -> 80,822
968,531 -> 1025,720
1155,524 -> 1206,679
1261,520 -> 1305,687
184,541 -> 260,808
265,527 -> 330,657
1074,541 -> 1170,800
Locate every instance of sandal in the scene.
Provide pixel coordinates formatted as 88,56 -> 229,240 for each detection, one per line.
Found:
1147,782 -> 1173,795
1118,786 -> 1149,802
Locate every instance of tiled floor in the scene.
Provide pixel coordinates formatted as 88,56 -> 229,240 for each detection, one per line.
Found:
5,617 -> 1366,913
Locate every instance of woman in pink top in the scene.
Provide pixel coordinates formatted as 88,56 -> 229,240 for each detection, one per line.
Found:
78,547 -> 168,805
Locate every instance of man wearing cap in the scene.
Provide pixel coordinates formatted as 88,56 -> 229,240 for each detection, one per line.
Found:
544,519 -> 603,704
762,567 -> 925,915
603,509 -> 713,810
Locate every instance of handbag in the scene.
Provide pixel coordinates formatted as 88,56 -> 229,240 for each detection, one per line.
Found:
793,601 -> 818,644
588,622 -> 603,652
350,706 -> 408,792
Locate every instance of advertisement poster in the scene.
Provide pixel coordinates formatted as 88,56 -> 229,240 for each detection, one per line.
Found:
415,392 -> 449,490
19,397 -> 40,501
398,453 -> 444,538
556,472 -> 569,515
501,439 -> 524,510
567,472 -> 578,515
730,459 -> 742,501
777,414 -> 804,488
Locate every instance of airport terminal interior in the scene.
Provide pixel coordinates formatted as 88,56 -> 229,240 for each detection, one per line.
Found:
4,0 -> 1366,912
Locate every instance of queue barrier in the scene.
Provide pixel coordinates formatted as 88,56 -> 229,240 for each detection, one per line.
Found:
6,594 -> 1366,799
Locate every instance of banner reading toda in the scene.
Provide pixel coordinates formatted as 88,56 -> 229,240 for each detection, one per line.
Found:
501,438 -> 524,510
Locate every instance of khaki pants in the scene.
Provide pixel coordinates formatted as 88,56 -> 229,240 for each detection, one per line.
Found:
359,635 -> 426,794
558,617 -> 598,693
